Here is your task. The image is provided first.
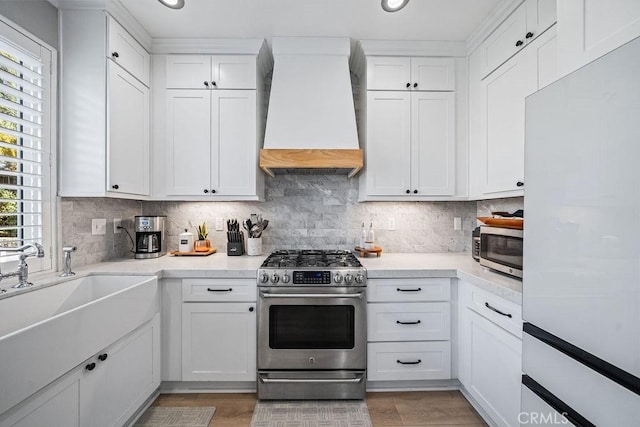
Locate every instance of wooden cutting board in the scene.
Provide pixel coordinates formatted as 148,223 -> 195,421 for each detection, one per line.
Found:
170,248 -> 217,256
477,217 -> 524,229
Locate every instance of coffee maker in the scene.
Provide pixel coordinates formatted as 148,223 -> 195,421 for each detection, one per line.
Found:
134,216 -> 166,259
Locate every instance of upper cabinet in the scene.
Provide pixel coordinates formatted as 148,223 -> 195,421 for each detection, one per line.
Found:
59,9 -> 151,199
165,55 -> 257,90
478,0 -> 556,78
557,0 -> 640,78
366,57 -> 455,91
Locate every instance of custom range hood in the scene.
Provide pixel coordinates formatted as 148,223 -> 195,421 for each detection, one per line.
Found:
260,37 -> 363,177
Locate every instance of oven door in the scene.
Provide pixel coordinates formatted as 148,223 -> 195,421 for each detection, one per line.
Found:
257,287 -> 367,370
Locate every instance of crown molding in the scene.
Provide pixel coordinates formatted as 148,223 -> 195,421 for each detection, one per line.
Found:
465,0 -> 523,54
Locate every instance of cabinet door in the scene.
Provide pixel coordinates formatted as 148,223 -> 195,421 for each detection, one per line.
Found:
182,302 -> 256,381
211,90 -> 257,196
525,0 -> 557,42
365,91 -> 411,195
366,57 -> 411,91
482,47 -> 536,194
481,4 -> 527,77
557,0 -> 640,78
211,55 -> 256,89
107,61 -> 150,196
107,16 -> 149,86
165,90 -> 211,196
411,92 -> 455,196
80,316 -> 160,427
463,309 -> 522,427
165,55 -> 211,89
411,58 -> 455,91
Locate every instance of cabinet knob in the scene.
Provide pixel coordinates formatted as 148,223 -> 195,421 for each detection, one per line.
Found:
204,189 -> 209,194
111,184 -> 119,190
413,83 -> 418,88
98,353 -> 108,362
211,81 -> 217,87
204,81 -> 209,87
516,181 -> 524,187
111,52 -> 119,58
525,32 -> 534,39
249,306 -> 254,312
405,189 -> 410,194
211,189 -> 216,194
85,362 -> 96,371
515,40 -> 524,47
406,82 -> 411,88
413,189 -> 418,194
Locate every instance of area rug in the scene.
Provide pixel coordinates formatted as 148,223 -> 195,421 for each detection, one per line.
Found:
250,400 -> 373,427
134,406 -> 216,427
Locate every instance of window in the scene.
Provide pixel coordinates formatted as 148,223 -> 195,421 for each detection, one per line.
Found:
0,19 -> 54,273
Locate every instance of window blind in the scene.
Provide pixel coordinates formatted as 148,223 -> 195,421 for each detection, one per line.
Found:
0,31 -> 49,266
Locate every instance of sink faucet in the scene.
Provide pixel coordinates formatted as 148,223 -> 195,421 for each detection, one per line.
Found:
0,243 -> 45,288
60,246 -> 76,277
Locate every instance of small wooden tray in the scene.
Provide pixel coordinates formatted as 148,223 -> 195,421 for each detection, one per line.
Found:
354,246 -> 382,257
477,217 -> 524,229
170,248 -> 217,256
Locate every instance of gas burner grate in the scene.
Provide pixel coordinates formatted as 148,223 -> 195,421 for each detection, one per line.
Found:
261,249 -> 363,268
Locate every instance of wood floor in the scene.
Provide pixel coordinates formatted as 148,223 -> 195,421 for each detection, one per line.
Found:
151,391 -> 487,426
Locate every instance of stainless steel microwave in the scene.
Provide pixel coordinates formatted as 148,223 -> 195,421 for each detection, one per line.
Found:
479,226 -> 523,279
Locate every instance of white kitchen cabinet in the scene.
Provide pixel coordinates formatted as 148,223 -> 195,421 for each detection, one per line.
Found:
479,0 -> 556,78
368,302 -> 451,342
368,341 -> 451,381
107,15 -> 150,86
366,57 -> 455,91
59,9 -> 150,199
459,281 -> 522,427
166,54 -> 256,89
107,61 -> 150,196
182,302 -> 256,381
0,316 -> 160,427
362,91 -> 455,197
164,89 -> 258,197
557,0 -> 640,78
471,26 -> 556,197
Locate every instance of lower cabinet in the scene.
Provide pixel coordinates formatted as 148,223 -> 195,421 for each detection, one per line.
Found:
459,281 -> 522,427
368,341 -> 451,381
0,315 -> 160,427
182,302 -> 256,381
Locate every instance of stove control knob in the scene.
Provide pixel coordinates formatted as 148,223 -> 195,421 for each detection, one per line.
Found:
344,273 -> 353,284
282,273 -> 291,284
259,273 -> 269,284
271,273 -> 280,284
355,274 -> 364,284
333,273 -> 343,284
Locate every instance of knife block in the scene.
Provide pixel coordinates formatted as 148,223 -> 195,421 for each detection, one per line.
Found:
227,240 -> 244,256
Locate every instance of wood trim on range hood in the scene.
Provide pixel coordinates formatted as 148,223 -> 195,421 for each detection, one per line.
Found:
259,149 -> 364,178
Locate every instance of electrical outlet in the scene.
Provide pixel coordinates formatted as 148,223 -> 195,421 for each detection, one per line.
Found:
92,218 -> 107,235
215,217 -> 224,231
454,217 -> 462,231
388,217 -> 396,231
114,218 -> 122,233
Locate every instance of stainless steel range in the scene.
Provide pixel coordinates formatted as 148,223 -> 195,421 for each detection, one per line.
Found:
257,250 -> 367,400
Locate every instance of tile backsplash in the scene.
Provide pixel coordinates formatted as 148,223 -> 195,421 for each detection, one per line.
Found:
61,175 -> 478,267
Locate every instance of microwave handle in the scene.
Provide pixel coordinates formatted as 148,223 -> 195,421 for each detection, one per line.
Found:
259,292 -> 364,299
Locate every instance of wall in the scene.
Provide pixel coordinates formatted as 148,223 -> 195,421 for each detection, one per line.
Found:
61,176 -> 478,267
0,1 -> 58,48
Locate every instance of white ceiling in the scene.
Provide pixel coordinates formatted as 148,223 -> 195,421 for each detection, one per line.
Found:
119,0 -> 503,44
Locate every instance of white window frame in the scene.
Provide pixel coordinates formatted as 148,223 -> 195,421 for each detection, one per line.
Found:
0,16 -> 56,276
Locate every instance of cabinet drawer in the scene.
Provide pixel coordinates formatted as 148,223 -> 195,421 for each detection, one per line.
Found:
368,302 -> 450,342
367,278 -> 450,302
367,341 -> 451,381
466,285 -> 522,338
107,16 -> 149,86
182,279 -> 257,302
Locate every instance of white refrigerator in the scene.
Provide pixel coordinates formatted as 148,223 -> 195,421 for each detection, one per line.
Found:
522,35 -> 640,426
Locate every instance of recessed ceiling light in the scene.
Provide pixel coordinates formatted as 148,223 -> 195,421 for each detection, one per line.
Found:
158,0 -> 185,9
381,0 -> 409,12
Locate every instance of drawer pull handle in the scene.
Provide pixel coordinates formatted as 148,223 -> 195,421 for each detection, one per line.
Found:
207,288 -> 233,293
485,302 -> 512,318
397,359 -> 422,365
396,320 -> 421,325
396,287 -> 421,292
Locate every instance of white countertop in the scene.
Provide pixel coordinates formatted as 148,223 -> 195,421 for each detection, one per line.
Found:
2,252 -> 522,304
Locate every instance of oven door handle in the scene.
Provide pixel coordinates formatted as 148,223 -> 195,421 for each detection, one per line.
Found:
259,377 -> 364,384
259,292 -> 364,299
